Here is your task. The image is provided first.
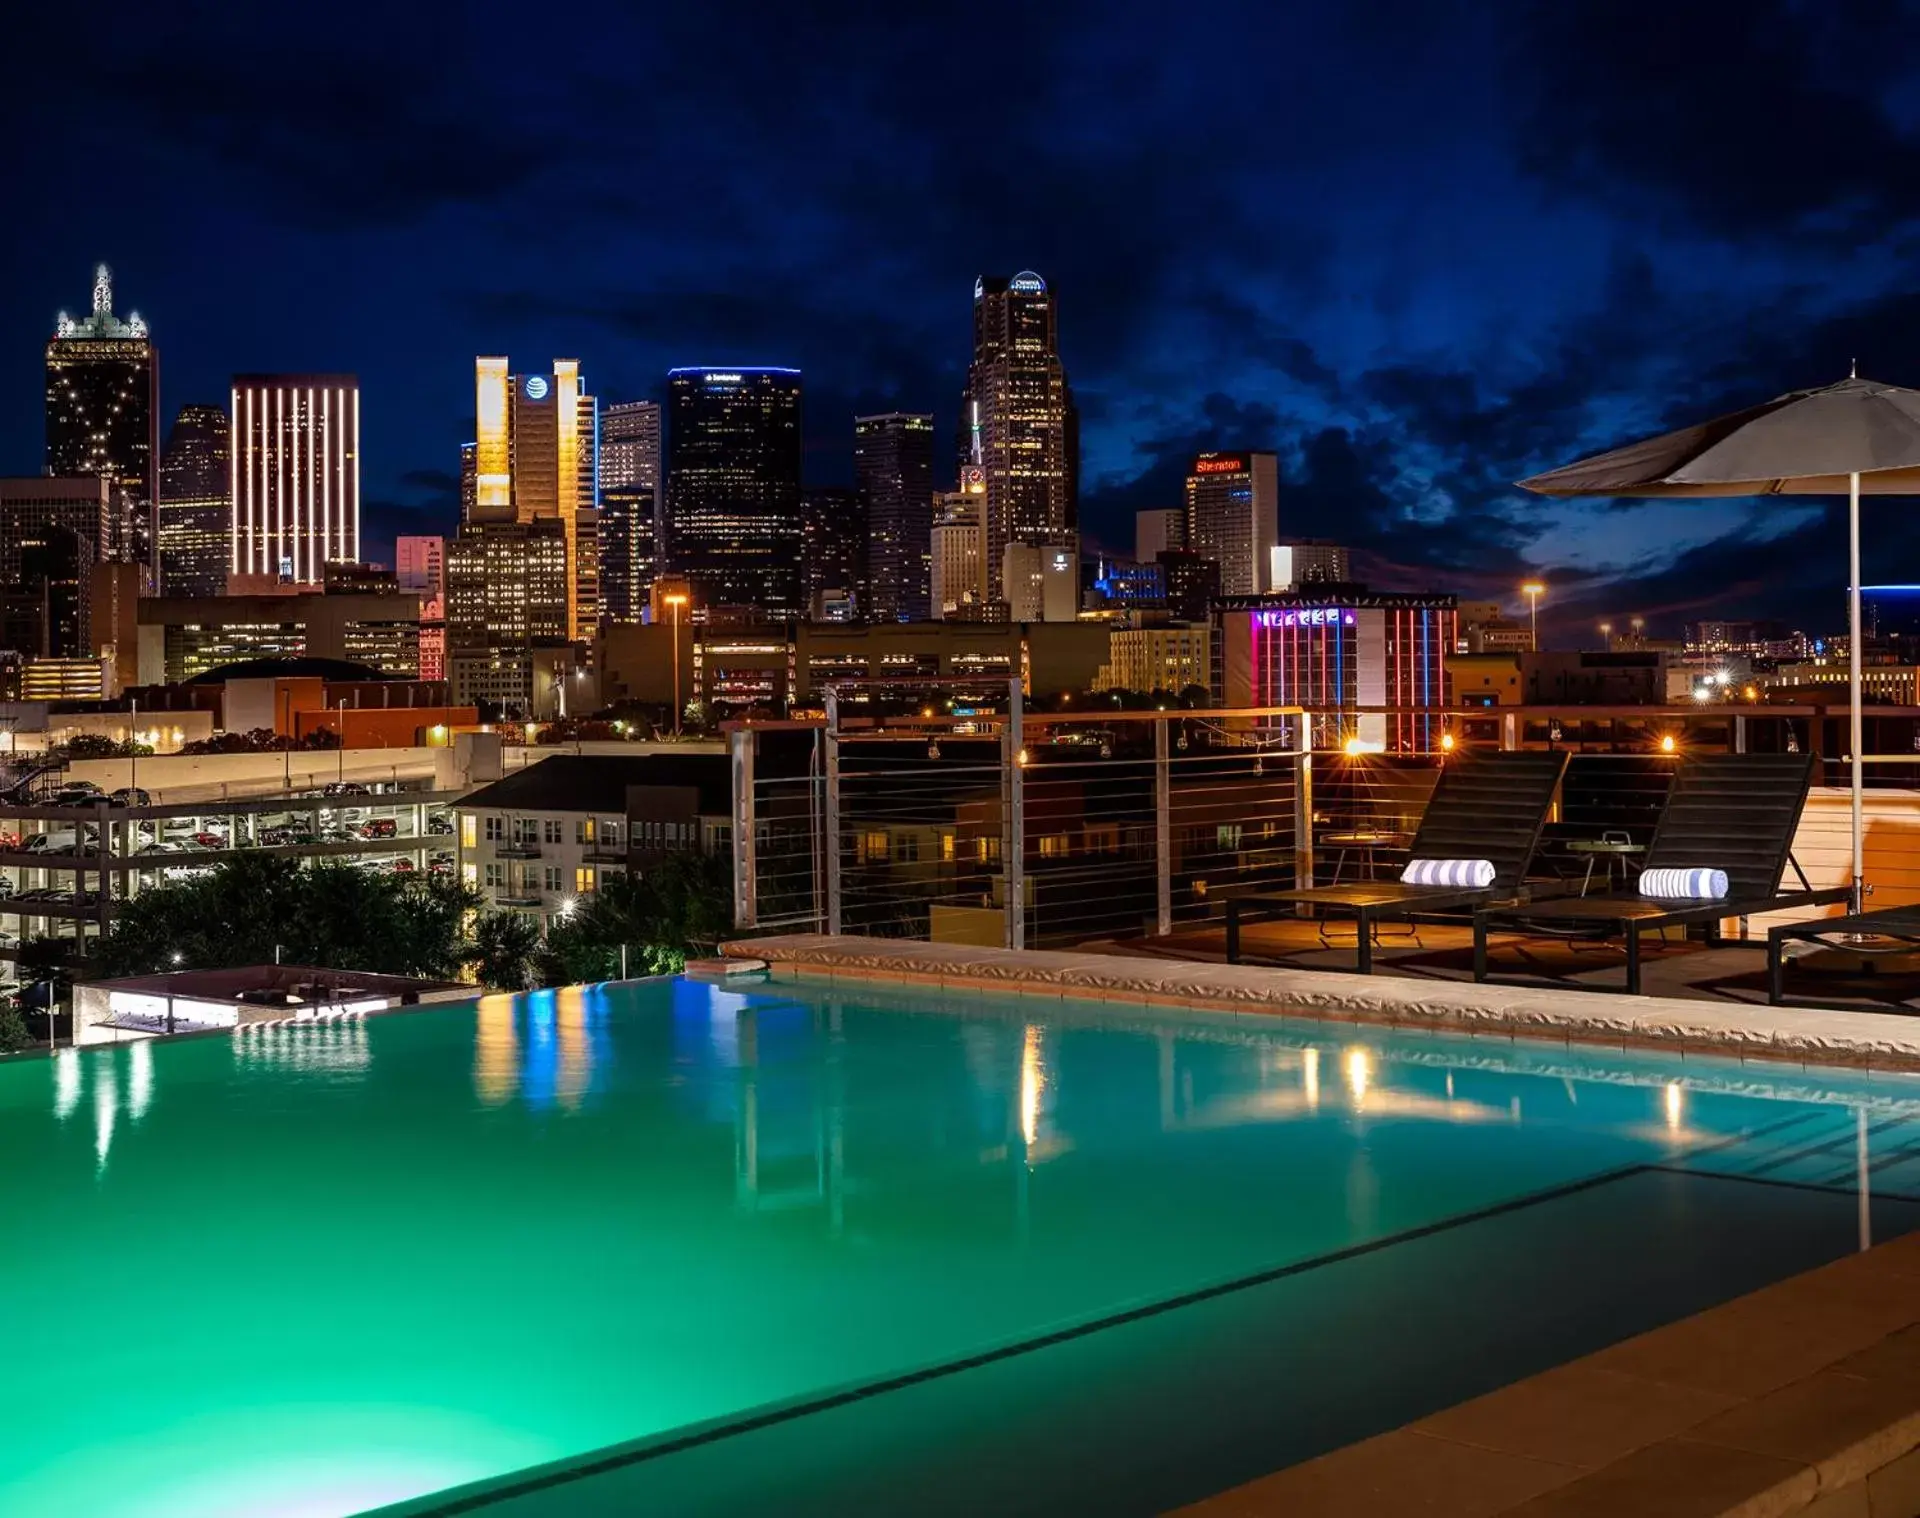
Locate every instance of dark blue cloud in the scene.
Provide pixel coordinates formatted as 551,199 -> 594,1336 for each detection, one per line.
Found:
3,0 -> 1919,638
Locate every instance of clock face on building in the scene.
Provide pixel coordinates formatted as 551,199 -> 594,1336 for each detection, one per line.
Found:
523,375 -> 550,401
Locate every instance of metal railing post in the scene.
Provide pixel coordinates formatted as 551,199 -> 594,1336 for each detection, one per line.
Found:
1293,718 -> 1315,889
824,689 -> 842,937
730,727 -> 756,931
1154,718 -> 1172,935
1006,678 -> 1025,951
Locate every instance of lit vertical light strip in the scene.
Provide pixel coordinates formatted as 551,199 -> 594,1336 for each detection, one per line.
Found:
231,385 -> 242,576
274,384 -> 285,577
319,387 -> 331,575
349,383 -> 360,564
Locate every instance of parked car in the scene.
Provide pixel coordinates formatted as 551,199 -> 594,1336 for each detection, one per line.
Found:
324,781 -> 373,797
48,784 -> 104,806
23,830 -> 83,854
359,818 -> 397,839
108,787 -> 152,807
191,832 -> 229,850
390,857 -> 415,873
426,813 -> 455,835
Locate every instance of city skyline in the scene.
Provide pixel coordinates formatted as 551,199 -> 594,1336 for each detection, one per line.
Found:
4,5 -> 1920,639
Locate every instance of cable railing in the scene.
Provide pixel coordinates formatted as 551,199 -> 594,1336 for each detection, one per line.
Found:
727,697 -> 1920,949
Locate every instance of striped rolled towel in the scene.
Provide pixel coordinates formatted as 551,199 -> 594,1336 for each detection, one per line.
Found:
1400,858 -> 1495,889
1638,866 -> 1728,900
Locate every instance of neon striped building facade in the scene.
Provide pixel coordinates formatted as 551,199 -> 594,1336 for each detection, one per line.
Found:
230,374 -> 360,588
1215,590 -> 1456,754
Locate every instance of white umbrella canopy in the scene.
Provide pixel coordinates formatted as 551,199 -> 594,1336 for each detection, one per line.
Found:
1520,375 -> 1920,910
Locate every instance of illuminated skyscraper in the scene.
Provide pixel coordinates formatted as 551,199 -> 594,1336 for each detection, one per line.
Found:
472,358 -> 598,639
599,400 -> 662,625
960,273 -> 1075,601
230,374 -> 360,587
446,518 -> 569,714
931,468 -> 988,618
854,412 -> 934,623
1184,451 -> 1278,596
157,404 -> 231,597
45,264 -> 158,570
663,368 -> 803,618
800,487 -> 864,622
0,478 -> 111,658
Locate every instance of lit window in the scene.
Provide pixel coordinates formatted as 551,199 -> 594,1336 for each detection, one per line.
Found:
461,815 -> 477,849
575,866 -> 596,893
576,819 -> 594,844
1039,834 -> 1070,858
861,830 -> 889,863
940,832 -> 956,862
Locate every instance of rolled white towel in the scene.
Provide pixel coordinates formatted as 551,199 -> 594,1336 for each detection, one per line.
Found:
1639,866 -> 1728,900
1400,857 -> 1496,889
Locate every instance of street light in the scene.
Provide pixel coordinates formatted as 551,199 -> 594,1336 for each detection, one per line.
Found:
1598,620 -> 1613,649
1520,582 -> 1546,652
664,592 -> 689,737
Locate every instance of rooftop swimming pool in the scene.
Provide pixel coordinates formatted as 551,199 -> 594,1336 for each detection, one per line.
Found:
3,975 -> 1919,1516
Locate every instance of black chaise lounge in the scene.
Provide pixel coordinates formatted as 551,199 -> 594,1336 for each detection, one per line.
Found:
1472,751 -> 1847,995
1224,749 -> 1569,973
1766,907 -> 1920,1006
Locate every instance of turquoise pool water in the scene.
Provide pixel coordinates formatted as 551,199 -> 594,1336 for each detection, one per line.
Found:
3,976 -> 1919,1517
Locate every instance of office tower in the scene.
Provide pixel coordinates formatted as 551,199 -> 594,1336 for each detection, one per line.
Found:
663,367 -> 803,619
459,443 -> 477,521
854,412 -> 934,622
1136,507 -> 1185,563
396,535 -> 446,679
1159,550 -> 1221,623
1002,541 -> 1078,622
600,400 -> 662,495
46,264 -> 158,570
931,469 -> 988,618
472,358 -> 599,639
395,535 -> 444,595
960,272 -> 1075,601
445,518 -> 570,713
157,403 -> 231,597
230,374 -> 360,588
90,562 -> 143,692
1270,540 -> 1350,590
600,486 -> 659,624
800,487 -> 864,622
1184,451 -> 1278,596
0,478 -> 112,658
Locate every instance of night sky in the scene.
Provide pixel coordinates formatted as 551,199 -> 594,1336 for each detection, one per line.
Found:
5,1 -> 1920,640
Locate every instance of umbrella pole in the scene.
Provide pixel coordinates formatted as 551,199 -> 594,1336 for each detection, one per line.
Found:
1850,469 -> 1864,913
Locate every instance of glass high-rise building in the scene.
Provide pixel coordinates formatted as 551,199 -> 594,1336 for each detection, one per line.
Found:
959,272 -> 1075,602
231,374 -> 361,587
663,368 -> 803,619
157,404 -> 231,597
446,518 -> 570,714
473,358 -> 598,640
598,399 -> 662,625
0,478 -> 112,658
853,413 -> 934,623
45,264 -> 158,571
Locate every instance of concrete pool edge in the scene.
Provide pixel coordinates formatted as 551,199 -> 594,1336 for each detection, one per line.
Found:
1169,1228 -> 1920,1517
719,934 -> 1920,1072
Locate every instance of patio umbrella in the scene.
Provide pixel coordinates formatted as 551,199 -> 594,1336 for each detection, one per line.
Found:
1520,373 -> 1920,911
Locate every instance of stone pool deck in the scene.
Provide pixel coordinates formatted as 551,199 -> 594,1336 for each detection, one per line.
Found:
1174,1230 -> 1920,1518
717,935 -> 1920,1072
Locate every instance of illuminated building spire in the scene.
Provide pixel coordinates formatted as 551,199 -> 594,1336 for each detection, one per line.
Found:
93,263 -> 112,317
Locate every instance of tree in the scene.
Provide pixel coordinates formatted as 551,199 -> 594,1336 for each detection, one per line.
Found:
89,856 -> 481,979
469,910 -> 543,990
532,853 -> 731,982
0,1003 -> 31,1054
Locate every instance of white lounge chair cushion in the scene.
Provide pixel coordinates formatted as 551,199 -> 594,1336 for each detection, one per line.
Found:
1400,858 -> 1495,889
1639,866 -> 1728,900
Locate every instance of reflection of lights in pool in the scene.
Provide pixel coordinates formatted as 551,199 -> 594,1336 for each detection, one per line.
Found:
1302,1046 -> 1320,1109
53,1051 -> 81,1119
94,1061 -> 117,1169
129,1040 -> 154,1121
1021,1024 -> 1046,1147
1665,1081 -> 1684,1132
1345,1047 -> 1371,1105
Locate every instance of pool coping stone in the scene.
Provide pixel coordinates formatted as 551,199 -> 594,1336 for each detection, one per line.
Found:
719,934 -> 1920,1072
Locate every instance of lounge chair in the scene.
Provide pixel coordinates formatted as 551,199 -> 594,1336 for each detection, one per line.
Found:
1766,906 -> 1920,1006
1224,750 -> 1569,973
1472,752 -> 1848,994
